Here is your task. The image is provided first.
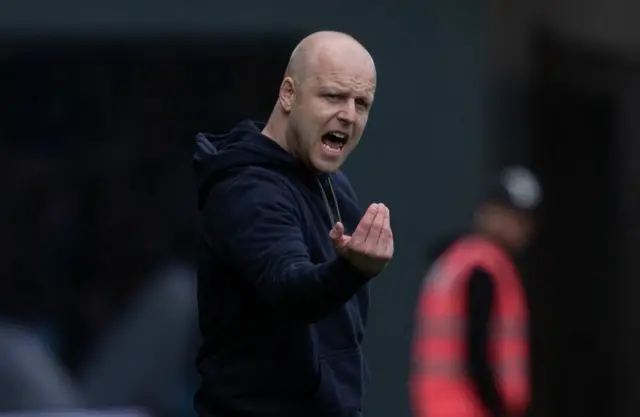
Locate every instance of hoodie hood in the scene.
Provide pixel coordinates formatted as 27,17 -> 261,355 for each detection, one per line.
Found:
193,120 -> 302,210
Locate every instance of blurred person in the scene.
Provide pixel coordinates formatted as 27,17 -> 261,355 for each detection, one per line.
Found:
193,31 -> 393,417
65,149 -> 198,416
0,145 -> 198,417
409,166 -> 541,417
0,149 -> 80,338
0,150 -> 83,410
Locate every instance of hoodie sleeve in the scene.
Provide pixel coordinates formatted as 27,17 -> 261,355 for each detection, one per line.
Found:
200,168 -> 373,323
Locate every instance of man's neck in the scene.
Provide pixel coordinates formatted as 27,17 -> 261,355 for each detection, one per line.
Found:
473,230 -> 515,255
262,114 -> 290,153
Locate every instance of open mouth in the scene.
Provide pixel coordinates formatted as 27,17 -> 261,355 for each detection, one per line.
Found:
321,131 -> 349,153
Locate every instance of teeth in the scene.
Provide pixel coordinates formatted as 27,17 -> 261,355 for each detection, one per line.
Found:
323,143 -> 342,151
331,132 -> 346,139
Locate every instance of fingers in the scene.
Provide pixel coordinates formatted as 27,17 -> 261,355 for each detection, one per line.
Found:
380,208 -> 393,255
351,203 -> 379,243
366,205 -> 386,249
351,203 -> 393,258
385,229 -> 394,258
367,205 -> 392,260
343,202 -> 394,273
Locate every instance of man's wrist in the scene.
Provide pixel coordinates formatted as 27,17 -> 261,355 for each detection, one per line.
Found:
336,255 -> 378,279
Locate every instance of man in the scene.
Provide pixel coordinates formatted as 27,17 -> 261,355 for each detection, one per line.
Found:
410,166 -> 541,417
192,31 -> 393,417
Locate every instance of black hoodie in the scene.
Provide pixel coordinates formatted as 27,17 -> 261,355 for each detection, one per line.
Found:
193,120 -> 372,417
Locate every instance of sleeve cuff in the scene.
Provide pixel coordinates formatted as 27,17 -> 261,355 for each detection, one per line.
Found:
323,256 -> 375,298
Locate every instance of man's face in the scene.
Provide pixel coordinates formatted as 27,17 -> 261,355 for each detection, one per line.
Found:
478,203 -> 535,253
282,54 -> 376,172
502,209 -> 534,252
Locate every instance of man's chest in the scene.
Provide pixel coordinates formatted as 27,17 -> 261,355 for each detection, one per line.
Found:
293,184 -> 361,262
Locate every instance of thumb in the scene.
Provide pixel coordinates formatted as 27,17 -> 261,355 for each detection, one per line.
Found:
329,222 -> 350,251
329,222 -> 345,240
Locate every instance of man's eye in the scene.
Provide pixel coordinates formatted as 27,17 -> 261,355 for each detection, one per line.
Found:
356,99 -> 369,110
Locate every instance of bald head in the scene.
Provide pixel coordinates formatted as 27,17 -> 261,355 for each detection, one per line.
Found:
263,31 -> 376,173
285,31 -> 375,84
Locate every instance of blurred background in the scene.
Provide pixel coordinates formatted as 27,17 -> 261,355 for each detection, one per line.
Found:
1,0 -> 639,416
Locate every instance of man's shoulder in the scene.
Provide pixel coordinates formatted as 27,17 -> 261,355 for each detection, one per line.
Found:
214,165 -> 296,195
201,166 -> 304,227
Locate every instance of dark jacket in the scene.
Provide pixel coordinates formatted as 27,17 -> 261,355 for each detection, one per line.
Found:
193,120 -> 372,417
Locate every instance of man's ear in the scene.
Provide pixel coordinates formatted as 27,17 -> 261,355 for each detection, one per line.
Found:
279,76 -> 295,113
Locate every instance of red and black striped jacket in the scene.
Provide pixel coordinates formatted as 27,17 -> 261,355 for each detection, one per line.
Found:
409,236 -> 530,417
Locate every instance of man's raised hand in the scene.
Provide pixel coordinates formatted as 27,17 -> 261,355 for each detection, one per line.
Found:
329,203 -> 394,276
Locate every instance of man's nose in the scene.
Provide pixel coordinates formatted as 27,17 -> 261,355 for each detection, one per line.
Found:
337,100 -> 357,124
